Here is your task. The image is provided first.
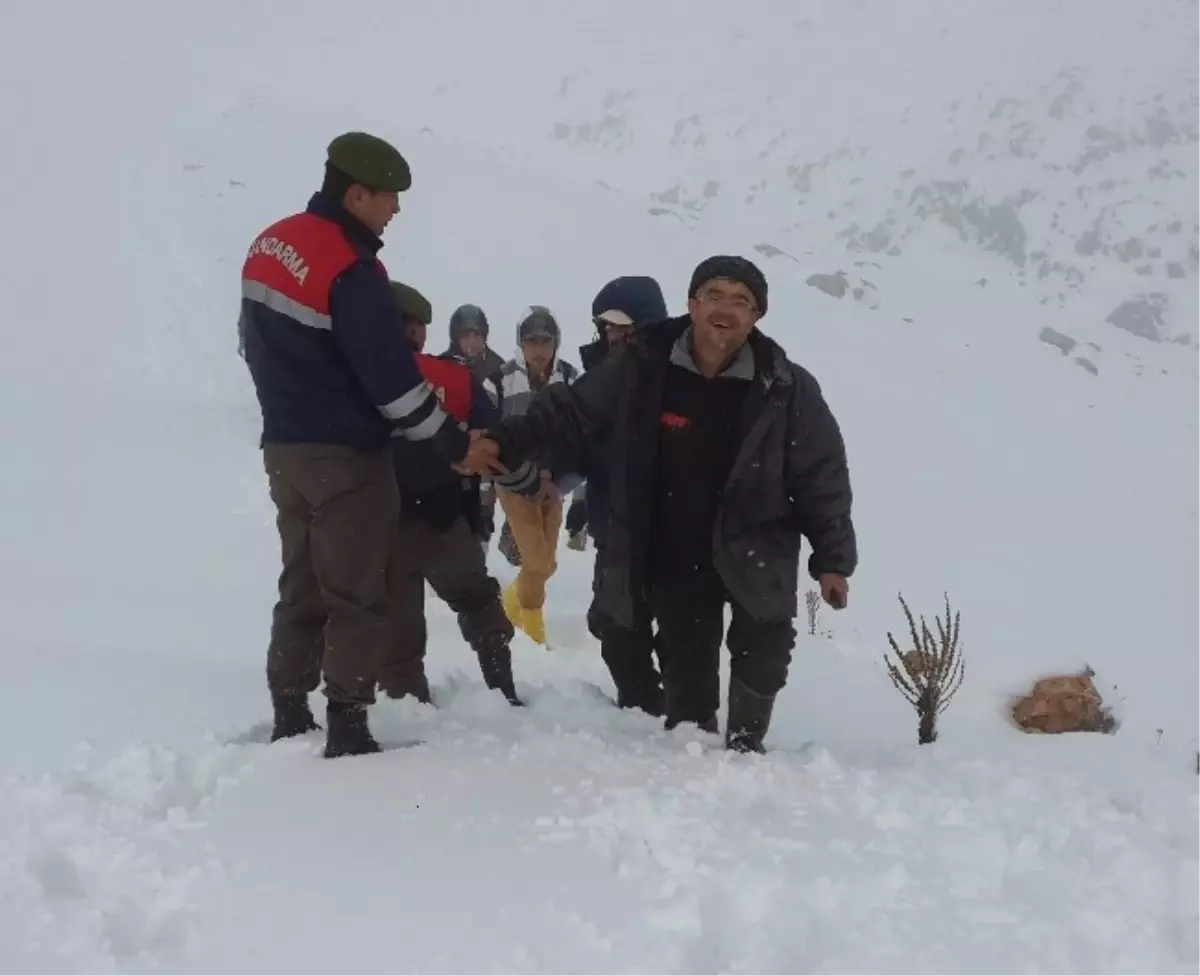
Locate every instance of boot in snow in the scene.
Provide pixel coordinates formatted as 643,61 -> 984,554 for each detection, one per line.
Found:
502,581 -> 523,629
725,677 -> 776,754
270,692 -> 320,742
477,644 -> 525,706
522,606 -> 547,646
664,713 -> 719,735
619,682 -> 665,718
324,702 -> 382,758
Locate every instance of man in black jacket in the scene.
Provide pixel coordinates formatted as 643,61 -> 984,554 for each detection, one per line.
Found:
483,256 -> 856,752
384,283 -> 522,706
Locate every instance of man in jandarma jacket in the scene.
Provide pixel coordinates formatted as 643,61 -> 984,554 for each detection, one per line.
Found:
382,282 -> 522,707
485,256 -> 857,752
240,131 -> 496,758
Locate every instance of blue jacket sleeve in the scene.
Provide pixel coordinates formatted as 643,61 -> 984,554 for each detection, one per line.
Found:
468,377 -> 501,429
329,262 -> 468,463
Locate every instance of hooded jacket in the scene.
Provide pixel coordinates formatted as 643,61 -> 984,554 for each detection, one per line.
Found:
443,303 -> 506,388
495,307 -> 582,495
578,277 -> 669,547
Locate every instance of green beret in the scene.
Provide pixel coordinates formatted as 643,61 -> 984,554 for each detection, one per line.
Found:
390,281 -> 432,325
327,132 -> 412,192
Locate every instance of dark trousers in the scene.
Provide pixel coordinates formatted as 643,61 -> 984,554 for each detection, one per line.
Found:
380,514 -> 513,698
646,566 -> 796,728
587,553 -> 663,712
263,443 -> 398,705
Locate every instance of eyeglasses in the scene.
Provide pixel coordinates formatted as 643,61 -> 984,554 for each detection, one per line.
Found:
697,290 -> 758,314
594,317 -> 634,333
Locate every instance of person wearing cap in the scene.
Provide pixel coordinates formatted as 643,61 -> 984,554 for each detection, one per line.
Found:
490,307 -> 582,646
479,257 -> 857,752
380,282 -> 523,707
574,277 -> 670,716
239,131 -> 499,758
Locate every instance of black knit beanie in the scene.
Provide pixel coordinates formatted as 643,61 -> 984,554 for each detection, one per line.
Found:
688,255 -> 768,314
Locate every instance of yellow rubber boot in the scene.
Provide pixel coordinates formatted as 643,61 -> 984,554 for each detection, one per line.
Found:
502,582 -> 523,630
522,606 -> 547,646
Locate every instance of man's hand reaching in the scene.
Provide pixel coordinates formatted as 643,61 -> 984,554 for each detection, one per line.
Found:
454,432 -> 507,477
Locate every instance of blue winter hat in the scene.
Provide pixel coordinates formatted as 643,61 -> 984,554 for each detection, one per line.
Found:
591,276 -> 668,327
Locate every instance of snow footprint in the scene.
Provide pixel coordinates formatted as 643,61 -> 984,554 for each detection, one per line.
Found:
0,739 -> 262,970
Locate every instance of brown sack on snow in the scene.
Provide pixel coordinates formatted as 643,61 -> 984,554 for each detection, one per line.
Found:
1011,670 -> 1116,734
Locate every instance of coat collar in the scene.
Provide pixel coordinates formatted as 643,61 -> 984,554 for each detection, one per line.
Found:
306,191 -> 384,256
639,315 -> 793,391
669,326 -> 756,380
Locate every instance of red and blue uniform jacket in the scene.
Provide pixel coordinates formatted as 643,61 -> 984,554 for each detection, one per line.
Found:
239,192 -> 467,463
392,353 -> 500,530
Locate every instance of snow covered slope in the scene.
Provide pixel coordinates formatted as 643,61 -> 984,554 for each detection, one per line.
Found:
0,1 -> 1195,972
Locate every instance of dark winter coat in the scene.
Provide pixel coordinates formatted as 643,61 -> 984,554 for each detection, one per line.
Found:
578,338 -> 614,547
240,192 -> 465,461
490,316 -> 857,628
444,345 -> 506,389
579,276 -> 670,549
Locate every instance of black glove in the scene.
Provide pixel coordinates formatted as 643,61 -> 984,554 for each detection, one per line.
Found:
564,498 -> 588,536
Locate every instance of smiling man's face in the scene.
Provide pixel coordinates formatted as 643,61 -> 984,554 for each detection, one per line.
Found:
687,277 -> 759,358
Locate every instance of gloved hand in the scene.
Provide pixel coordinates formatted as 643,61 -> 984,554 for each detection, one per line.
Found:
564,498 -> 587,537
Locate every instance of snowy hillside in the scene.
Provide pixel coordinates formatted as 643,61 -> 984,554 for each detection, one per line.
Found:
0,1 -> 1196,972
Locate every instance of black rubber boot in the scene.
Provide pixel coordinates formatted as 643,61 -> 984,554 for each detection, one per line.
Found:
324,703 -> 382,758
270,693 -> 320,742
664,713 -> 719,734
725,677 -> 776,754
619,682 -> 665,718
478,644 -> 525,706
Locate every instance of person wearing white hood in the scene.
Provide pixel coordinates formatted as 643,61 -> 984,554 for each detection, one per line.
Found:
492,307 -> 581,645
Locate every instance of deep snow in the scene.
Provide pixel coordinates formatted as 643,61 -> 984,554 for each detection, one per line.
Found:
0,1 -> 1196,972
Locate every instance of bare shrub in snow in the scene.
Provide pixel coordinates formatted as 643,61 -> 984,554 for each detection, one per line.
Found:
884,593 -> 965,745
